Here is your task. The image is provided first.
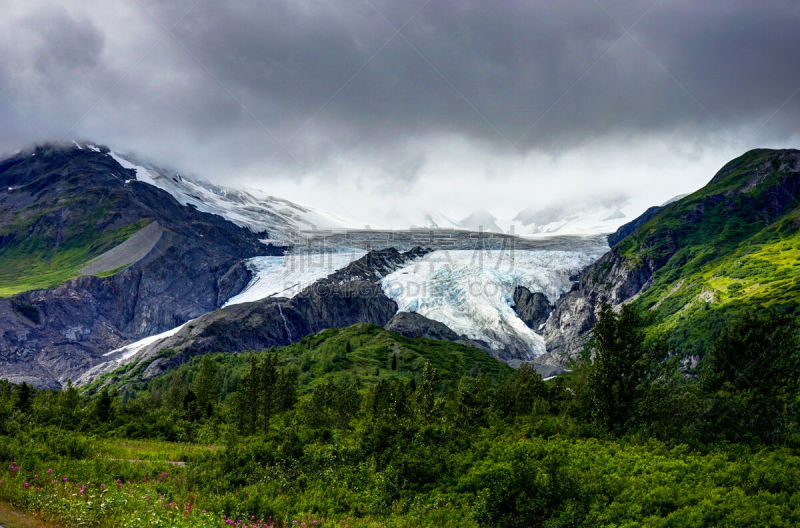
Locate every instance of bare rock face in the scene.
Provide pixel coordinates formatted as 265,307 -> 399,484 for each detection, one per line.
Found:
607,205 -> 663,247
511,286 -> 554,331
385,311 -> 461,341
384,311 -> 489,352
538,250 -> 656,366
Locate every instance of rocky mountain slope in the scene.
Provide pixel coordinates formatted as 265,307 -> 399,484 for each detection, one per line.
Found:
0,143 -> 277,387
78,248 -> 436,385
539,148 -> 800,367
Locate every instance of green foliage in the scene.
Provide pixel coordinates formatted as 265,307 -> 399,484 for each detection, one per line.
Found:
493,362 -> 548,417
700,309 -> 800,443
588,303 -> 648,433
193,356 -> 220,418
2,314 -> 800,526
473,442 -> 586,528
0,219 -> 150,297
14,382 -> 31,414
90,323 -> 513,398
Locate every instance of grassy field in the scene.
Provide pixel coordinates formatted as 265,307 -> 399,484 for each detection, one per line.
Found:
2,433 -> 799,528
0,219 -> 149,297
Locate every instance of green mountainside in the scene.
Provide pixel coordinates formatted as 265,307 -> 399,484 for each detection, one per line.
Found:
0,147 -> 153,296
621,148 -> 800,354
545,148 -> 800,360
87,323 -> 513,397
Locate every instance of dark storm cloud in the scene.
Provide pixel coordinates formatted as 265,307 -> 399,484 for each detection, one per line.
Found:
139,0 -> 800,151
0,0 -> 798,226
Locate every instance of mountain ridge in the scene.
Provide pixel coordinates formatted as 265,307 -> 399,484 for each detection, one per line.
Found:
539,147 -> 800,365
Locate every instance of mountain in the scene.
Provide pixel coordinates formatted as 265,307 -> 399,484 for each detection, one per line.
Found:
107,149 -> 357,242
411,202 -> 633,236
539,148 -> 800,367
0,141 -> 613,388
0,143 -> 276,387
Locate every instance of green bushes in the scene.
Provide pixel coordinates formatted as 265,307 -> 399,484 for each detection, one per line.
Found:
2,313 -> 800,526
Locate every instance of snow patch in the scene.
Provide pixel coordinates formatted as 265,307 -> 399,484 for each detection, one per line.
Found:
104,322 -> 187,361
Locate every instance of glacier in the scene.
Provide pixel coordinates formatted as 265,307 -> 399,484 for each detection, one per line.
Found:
100,249 -> 366,365
381,244 -> 608,361
223,249 -> 367,306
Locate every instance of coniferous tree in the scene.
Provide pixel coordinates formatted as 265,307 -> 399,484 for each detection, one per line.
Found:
15,382 -> 31,414
414,362 -> 439,423
239,356 -> 260,434
194,356 -> 220,417
588,303 -> 646,434
96,388 -> 113,423
164,372 -> 186,411
341,383 -> 361,430
60,380 -> 81,426
701,310 -> 800,442
494,363 -> 548,416
275,368 -> 298,415
183,389 -> 201,422
259,351 -> 278,435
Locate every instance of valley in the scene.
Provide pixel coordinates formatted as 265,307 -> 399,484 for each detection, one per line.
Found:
1,144 -> 799,528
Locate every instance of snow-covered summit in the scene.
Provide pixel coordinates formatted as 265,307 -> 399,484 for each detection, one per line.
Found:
104,149 -> 356,242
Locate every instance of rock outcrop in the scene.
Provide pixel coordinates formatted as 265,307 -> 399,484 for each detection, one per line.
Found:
511,286 -> 554,331
607,205 -> 663,247
384,312 -> 489,352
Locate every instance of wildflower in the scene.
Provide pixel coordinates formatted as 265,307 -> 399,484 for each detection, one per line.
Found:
24,482 -> 29,488
48,468 -> 53,474
63,477 -> 68,482
101,483 -> 106,488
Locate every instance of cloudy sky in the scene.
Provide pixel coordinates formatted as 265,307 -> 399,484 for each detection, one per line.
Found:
1,0 -> 799,230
